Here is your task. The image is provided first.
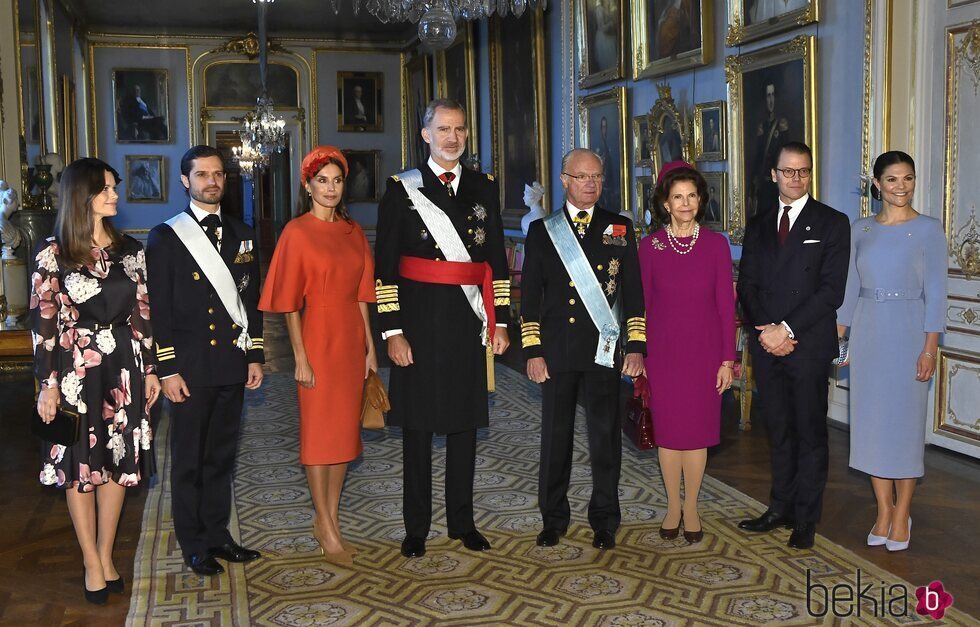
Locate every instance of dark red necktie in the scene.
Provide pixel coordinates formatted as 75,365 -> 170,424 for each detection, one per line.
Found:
439,171 -> 456,197
778,205 -> 791,246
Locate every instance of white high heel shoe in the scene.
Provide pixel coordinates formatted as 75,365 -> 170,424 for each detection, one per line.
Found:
867,524 -> 889,547
885,517 -> 911,552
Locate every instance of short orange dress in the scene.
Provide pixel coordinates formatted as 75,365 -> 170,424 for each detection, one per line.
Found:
259,213 -> 376,465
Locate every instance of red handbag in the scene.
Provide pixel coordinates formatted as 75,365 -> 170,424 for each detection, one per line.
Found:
623,375 -> 655,450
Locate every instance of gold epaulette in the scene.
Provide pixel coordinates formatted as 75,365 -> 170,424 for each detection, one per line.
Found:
156,344 -> 175,362
520,318 -> 541,348
376,279 -> 400,313
492,279 -> 511,307
626,316 -> 646,343
390,174 -> 401,182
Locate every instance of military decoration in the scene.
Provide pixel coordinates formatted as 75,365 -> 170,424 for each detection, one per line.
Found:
473,227 -> 486,246
238,273 -> 250,293
472,203 -> 487,221
234,239 -> 254,264
602,224 -> 628,246
605,278 -> 617,296
607,258 -> 620,277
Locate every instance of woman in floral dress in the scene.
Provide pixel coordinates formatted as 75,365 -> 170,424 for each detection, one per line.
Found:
32,158 -> 161,604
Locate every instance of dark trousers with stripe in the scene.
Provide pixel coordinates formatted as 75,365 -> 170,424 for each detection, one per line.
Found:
170,383 -> 244,558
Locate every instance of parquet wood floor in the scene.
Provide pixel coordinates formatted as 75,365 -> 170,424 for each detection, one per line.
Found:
0,316 -> 976,624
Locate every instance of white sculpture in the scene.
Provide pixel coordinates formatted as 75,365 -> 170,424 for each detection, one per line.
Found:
521,181 -> 547,236
0,180 -> 23,255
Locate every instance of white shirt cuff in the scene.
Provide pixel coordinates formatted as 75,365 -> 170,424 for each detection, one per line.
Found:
496,323 -> 508,328
780,320 -> 795,339
160,373 -> 179,380
382,329 -> 403,340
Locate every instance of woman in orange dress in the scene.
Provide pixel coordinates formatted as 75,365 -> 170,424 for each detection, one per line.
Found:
259,146 -> 377,564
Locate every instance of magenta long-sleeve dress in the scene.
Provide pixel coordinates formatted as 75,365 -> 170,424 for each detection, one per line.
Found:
639,228 -> 737,449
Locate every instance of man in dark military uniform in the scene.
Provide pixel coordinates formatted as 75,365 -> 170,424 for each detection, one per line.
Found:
146,145 -> 265,576
521,148 -> 646,551
375,99 -> 511,558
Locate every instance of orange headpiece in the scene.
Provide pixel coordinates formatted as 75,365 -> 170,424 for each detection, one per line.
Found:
301,145 -> 348,183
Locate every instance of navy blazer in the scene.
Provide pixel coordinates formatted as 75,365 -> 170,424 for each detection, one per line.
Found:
736,197 -> 850,361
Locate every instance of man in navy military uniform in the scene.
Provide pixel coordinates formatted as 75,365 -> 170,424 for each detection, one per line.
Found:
375,99 -> 511,558
146,145 -> 265,576
521,148 -> 646,551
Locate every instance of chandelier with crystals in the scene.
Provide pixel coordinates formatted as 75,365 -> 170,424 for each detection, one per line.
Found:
235,0 -> 288,179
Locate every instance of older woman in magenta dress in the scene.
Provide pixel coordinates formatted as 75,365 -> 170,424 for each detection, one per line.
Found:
259,146 -> 377,564
639,162 -> 736,544
836,151 -> 947,552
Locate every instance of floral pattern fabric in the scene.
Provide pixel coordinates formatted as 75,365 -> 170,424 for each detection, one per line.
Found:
30,236 -> 156,492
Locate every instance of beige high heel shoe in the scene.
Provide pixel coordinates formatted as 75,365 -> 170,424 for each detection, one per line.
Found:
313,518 -> 353,565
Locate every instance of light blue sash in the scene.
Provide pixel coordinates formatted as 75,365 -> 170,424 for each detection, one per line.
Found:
543,210 -> 619,368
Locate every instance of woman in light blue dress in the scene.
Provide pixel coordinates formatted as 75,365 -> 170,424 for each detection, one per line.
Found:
836,151 -> 947,552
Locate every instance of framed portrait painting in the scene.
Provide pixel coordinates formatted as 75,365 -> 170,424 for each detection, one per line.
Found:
204,62 -> 300,109
633,115 -> 653,168
631,0 -> 713,80
726,35 -> 817,244
337,71 -> 383,132
402,54 -> 432,170
694,100 -> 726,161
726,0 -> 819,46
125,155 -> 166,203
635,174 -> 657,230
700,170 -> 727,230
342,149 -> 381,202
491,10 -> 549,229
112,69 -> 170,143
578,86 -> 628,215
436,23 -> 478,158
576,0 -> 625,88
647,85 -> 691,177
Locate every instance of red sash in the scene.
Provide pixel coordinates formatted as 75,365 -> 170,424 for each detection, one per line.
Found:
398,256 -> 496,342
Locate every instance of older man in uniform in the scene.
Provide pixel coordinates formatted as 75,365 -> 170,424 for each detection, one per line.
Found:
375,99 -> 511,558
146,145 -> 265,576
521,148 -> 646,550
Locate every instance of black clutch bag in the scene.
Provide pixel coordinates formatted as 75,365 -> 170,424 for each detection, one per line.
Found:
32,406 -> 82,446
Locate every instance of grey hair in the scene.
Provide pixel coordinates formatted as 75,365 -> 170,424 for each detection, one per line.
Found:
422,98 -> 467,129
561,148 -> 603,172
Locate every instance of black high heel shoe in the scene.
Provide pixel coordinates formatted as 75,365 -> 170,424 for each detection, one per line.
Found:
659,514 -> 682,540
83,569 -> 109,605
106,574 -> 124,594
683,513 -> 704,544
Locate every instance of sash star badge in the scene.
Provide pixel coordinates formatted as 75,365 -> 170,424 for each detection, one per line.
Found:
474,227 -> 486,245
238,273 -> 250,293
472,203 -> 487,221
608,258 -> 620,276
605,278 -> 617,295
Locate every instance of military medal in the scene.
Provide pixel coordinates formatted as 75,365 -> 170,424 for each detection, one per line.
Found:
473,227 -> 486,246
472,203 -> 487,221
238,273 -> 250,293
605,278 -> 616,295
608,258 -> 620,277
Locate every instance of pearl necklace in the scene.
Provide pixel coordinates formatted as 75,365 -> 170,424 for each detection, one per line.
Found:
665,223 -> 700,255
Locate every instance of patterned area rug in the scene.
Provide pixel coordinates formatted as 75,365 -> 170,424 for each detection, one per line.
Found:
129,368 -> 972,626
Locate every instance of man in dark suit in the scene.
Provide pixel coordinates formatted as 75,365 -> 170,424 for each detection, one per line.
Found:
146,145 -> 265,575
736,141 -> 849,550
521,148 -> 646,551
375,99 -> 511,558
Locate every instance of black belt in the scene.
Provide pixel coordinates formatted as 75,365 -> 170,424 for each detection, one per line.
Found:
74,320 -> 131,331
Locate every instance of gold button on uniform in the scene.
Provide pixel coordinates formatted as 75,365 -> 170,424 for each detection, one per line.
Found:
467,228 -> 473,234
209,323 -> 216,331
193,272 -> 201,280
569,317 -> 576,324
208,307 -> 215,314
596,264 -> 603,271
209,339 -> 217,346
568,281 -> 575,287
231,323 -> 238,329
568,298 -> 576,305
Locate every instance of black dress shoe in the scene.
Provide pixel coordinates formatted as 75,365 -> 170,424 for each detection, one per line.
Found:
105,575 -> 125,594
401,536 -> 426,558
185,553 -> 224,576
449,529 -> 491,551
209,542 -> 261,563
536,528 -> 564,547
84,586 -> 108,605
592,529 -> 616,550
738,510 -> 795,533
788,523 -> 816,550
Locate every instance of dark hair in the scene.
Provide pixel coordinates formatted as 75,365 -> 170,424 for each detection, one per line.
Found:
652,167 -> 708,225
180,145 -> 223,177
54,158 -> 124,268
297,157 -> 352,223
871,151 -> 916,201
422,98 -> 467,129
774,141 -> 813,169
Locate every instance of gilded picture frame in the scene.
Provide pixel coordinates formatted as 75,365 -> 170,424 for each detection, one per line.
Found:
435,22 -> 478,158
336,71 -> 384,132
579,86 -> 629,216
635,174 -> 656,230
934,347 -> 980,445
631,0 -> 713,80
490,10 -> 550,230
124,155 -> 166,203
342,149 -> 381,203
726,0 -> 820,47
700,170 -> 727,231
694,100 -> 726,161
633,115 -> 653,168
402,53 -> 432,171
576,0 -> 625,88
647,84 -> 691,177
112,68 -> 171,143
725,34 -> 817,245
203,61 -> 300,110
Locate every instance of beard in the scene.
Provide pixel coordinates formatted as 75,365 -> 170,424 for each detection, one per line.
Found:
431,143 -> 465,163
190,186 -> 224,205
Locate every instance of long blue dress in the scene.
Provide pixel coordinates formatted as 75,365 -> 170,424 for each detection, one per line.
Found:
837,215 -> 947,478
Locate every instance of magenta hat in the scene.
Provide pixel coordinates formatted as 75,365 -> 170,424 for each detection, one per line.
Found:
656,160 -> 695,187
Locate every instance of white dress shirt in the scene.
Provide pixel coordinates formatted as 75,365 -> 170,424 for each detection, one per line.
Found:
565,201 -> 595,221
772,193 -> 809,339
